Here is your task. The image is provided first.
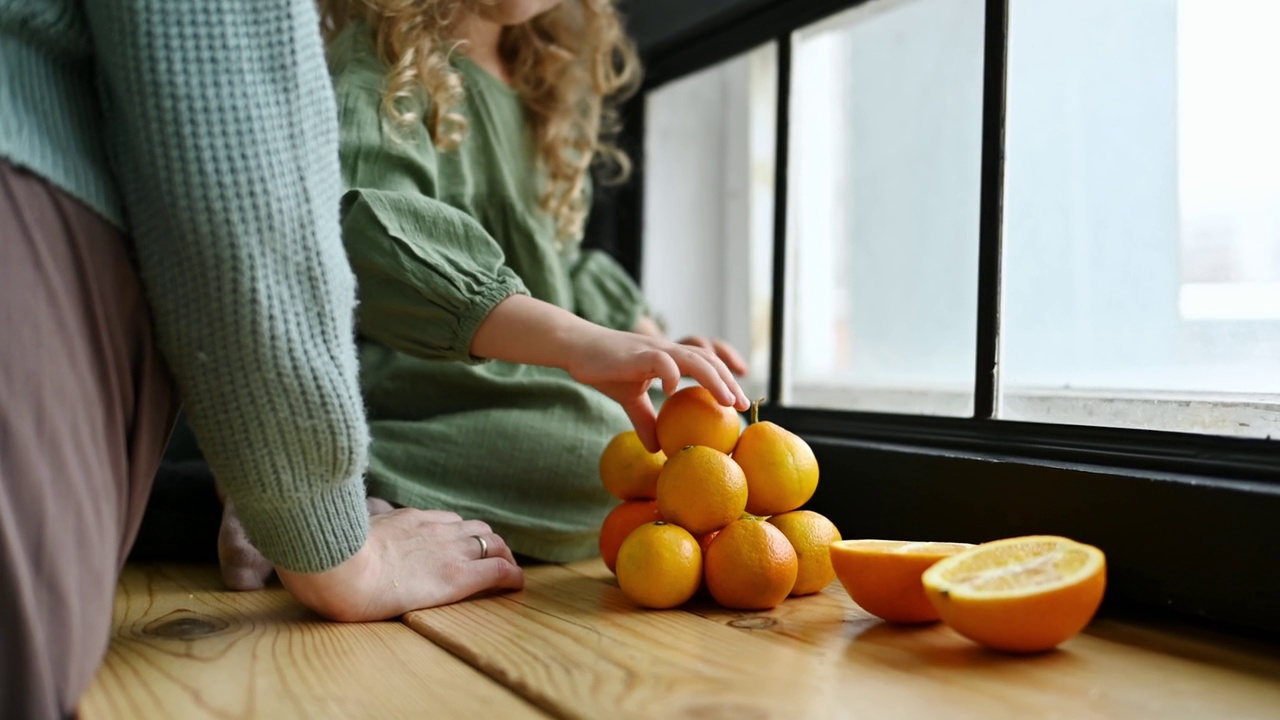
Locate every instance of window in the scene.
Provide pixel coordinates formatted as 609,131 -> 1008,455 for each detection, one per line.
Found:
643,43 -> 777,403
623,0 -> 1280,637
785,0 -> 983,416
998,0 -> 1280,438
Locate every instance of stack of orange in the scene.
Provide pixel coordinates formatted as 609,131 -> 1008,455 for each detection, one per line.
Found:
599,387 -> 842,610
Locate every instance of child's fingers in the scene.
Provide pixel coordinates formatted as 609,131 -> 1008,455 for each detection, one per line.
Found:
649,349 -> 682,397
677,336 -> 715,352
680,347 -> 748,410
618,391 -> 660,453
711,339 -> 749,376
677,336 -> 748,377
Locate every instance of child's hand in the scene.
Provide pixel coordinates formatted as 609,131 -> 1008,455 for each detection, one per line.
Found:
633,316 -> 750,377
564,325 -> 751,452
470,295 -> 751,452
673,335 -> 749,377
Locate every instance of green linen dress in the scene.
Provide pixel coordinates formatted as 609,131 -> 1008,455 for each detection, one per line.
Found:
330,23 -> 646,562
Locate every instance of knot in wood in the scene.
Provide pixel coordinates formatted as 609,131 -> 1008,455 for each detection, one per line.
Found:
681,701 -> 769,720
727,616 -> 776,630
142,612 -> 230,640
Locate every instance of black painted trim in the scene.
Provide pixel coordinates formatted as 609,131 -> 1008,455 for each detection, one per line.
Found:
641,0 -> 879,90
767,406 -> 1280,483
973,0 -> 1008,419
767,37 -> 791,405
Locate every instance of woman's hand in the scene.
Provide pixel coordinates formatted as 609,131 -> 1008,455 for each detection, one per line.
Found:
218,495 -> 524,621
218,494 -> 397,591
277,508 -> 525,622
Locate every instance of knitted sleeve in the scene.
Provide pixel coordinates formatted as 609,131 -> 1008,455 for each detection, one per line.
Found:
84,0 -> 370,573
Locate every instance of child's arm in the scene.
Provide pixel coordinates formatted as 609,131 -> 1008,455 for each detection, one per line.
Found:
570,248 -> 749,378
332,71 -> 748,450
471,294 -> 749,452
343,179 -> 748,450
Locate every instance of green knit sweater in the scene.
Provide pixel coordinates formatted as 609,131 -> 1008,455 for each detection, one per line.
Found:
0,0 -> 370,572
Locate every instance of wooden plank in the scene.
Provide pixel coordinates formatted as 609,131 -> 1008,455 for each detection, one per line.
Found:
80,564 -> 548,720
403,558 -> 1280,720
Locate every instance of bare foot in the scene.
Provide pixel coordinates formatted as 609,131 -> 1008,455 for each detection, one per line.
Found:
217,498 -> 276,590
366,496 -> 395,516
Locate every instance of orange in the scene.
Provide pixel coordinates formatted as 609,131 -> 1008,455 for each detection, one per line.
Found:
656,446 -> 748,535
615,521 -> 703,609
598,500 -> 663,574
704,516 -> 798,609
732,400 -> 819,516
922,535 -> 1106,654
655,386 -> 741,457
599,430 -> 667,500
693,530 -> 719,596
767,511 -> 842,596
830,540 -> 975,624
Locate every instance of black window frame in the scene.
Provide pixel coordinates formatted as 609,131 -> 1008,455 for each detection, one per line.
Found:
609,0 -> 1280,636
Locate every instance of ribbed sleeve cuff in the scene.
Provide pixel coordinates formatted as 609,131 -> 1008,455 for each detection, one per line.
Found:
235,476 -> 370,574
455,270 -> 528,362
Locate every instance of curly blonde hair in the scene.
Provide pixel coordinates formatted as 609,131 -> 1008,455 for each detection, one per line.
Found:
319,0 -> 641,242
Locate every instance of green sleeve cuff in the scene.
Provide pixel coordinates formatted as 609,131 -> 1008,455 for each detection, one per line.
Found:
233,474 -> 371,574
342,188 -> 530,362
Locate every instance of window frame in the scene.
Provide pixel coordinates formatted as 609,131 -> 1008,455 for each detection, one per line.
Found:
614,0 -> 1280,636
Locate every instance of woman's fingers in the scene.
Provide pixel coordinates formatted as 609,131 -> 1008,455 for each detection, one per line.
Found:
445,557 -> 526,603
463,531 -> 519,565
413,509 -> 464,524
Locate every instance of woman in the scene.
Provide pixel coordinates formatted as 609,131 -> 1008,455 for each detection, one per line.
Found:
0,2 -> 524,717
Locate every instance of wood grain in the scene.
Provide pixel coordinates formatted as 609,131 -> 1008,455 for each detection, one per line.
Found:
80,564 -> 547,720
402,558 -> 1280,720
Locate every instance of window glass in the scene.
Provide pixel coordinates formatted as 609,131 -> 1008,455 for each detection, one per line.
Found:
784,0 -> 985,416
643,43 -> 778,402
999,0 -> 1280,438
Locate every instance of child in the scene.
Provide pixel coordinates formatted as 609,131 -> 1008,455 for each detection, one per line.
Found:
320,0 -> 750,563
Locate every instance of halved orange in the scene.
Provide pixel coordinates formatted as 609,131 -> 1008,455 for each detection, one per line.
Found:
922,535 -> 1106,653
829,540 -> 975,624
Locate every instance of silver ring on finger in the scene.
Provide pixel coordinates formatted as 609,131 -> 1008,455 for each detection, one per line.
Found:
472,534 -> 489,559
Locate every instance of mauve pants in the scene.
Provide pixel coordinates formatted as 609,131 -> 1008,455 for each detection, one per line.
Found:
0,161 -> 179,719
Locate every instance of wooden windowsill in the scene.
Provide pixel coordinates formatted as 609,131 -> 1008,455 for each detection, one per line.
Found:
83,561 -> 1280,719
